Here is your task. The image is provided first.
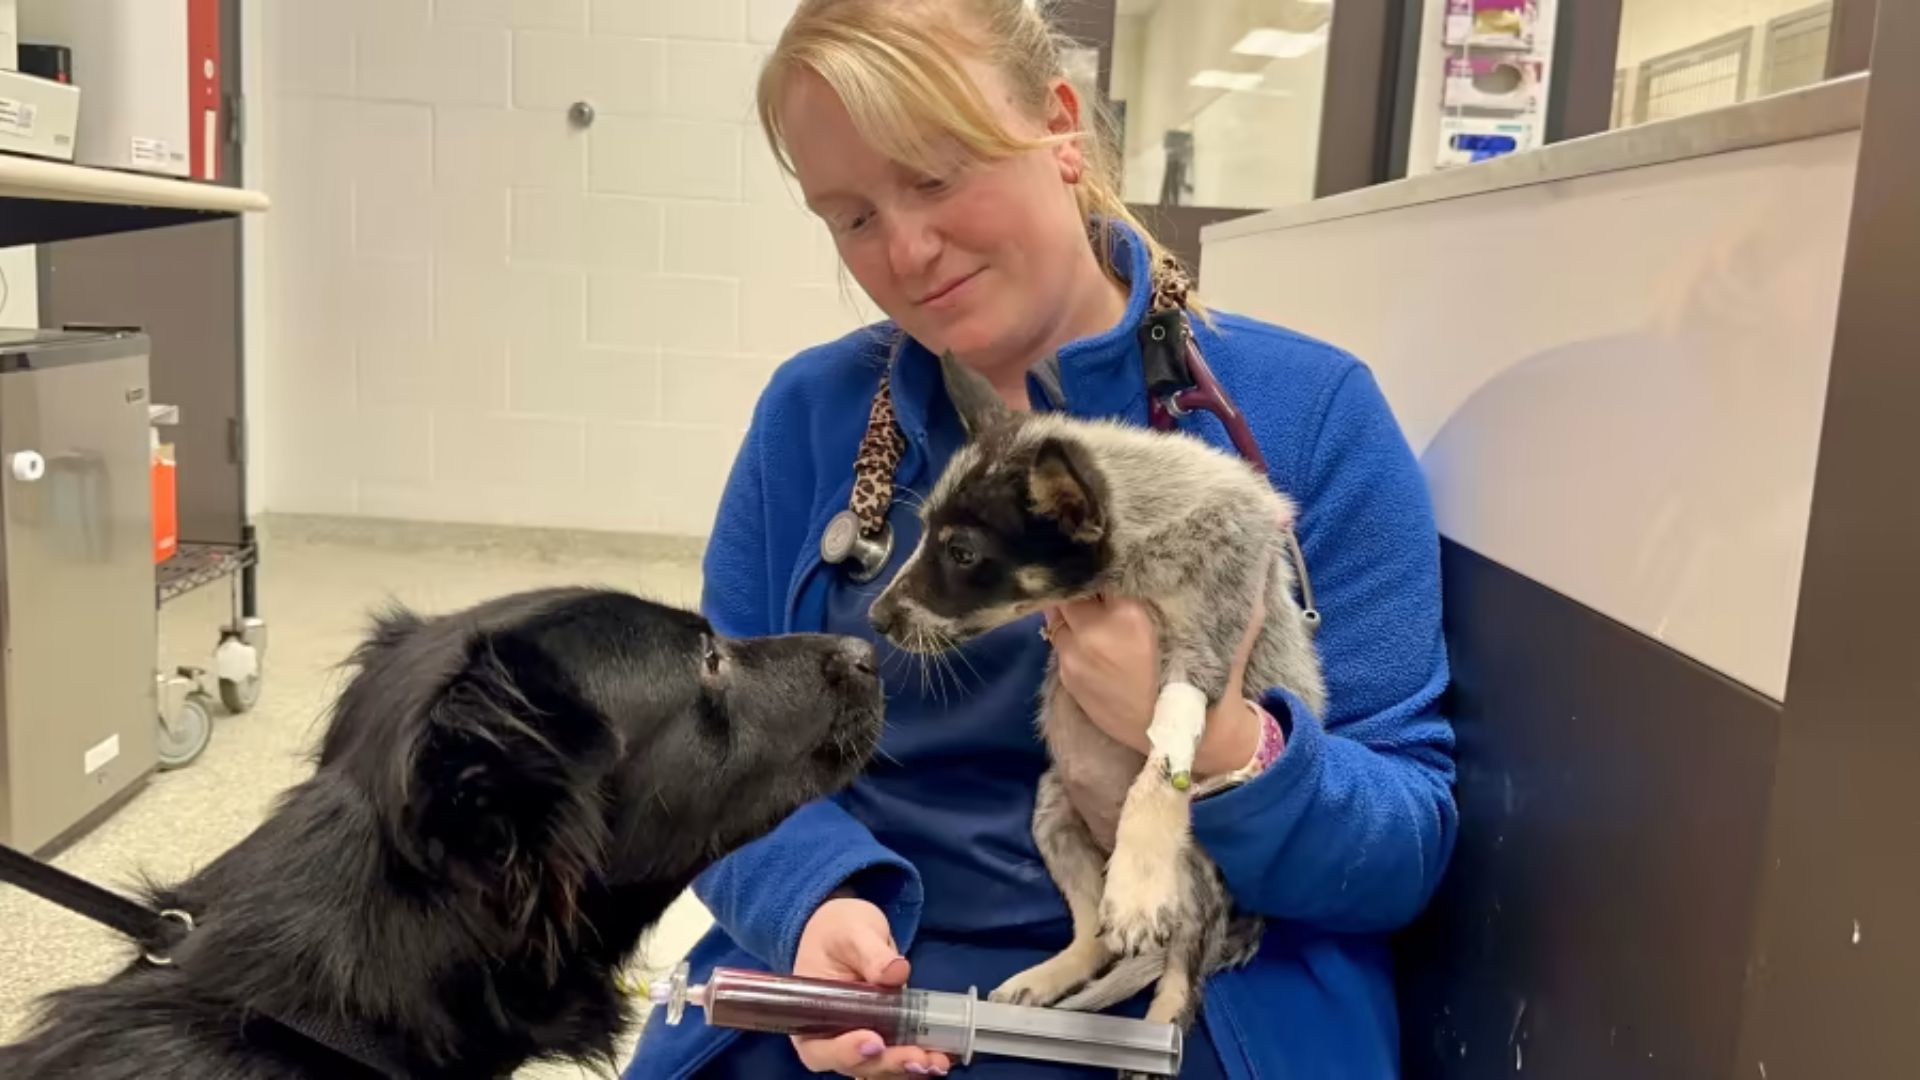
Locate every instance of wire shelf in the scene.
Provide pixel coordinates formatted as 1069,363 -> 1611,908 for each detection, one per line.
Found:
156,541 -> 256,606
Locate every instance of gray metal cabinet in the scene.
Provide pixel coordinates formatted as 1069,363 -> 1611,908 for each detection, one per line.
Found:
0,329 -> 156,853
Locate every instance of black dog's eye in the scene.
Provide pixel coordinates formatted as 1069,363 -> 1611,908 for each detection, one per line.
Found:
946,538 -> 977,567
702,635 -> 723,676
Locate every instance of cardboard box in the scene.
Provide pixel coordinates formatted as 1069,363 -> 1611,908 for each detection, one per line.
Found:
188,0 -> 219,182
19,0 -> 193,177
0,66 -> 79,161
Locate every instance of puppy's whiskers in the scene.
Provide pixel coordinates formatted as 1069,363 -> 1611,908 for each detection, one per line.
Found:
919,627 -> 951,705
930,633 -> 963,704
876,645 -> 906,683
945,631 -> 983,689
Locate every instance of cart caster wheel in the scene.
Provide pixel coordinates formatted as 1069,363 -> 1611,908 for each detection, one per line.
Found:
215,634 -> 262,715
219,674 -> 261,715
157,692 -> 215,770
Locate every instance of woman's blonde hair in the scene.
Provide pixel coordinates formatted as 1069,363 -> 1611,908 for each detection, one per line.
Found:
756,0 -> 1195,308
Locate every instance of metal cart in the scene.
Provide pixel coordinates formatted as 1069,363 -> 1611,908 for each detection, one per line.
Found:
146,394 -> 266,770
153,532 -> 266,771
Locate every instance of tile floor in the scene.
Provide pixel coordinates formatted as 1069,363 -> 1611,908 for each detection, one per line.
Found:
0,515 -> 720,1078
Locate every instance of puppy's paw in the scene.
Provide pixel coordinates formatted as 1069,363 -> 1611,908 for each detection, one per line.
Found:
990,942 -> 1109,1007
1099,864 -> 1179,955
990,966 -> 1063,1008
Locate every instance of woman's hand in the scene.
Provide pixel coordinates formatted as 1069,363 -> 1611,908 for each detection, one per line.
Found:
789,895 -> 951,1077
1046,582 -> 1266,781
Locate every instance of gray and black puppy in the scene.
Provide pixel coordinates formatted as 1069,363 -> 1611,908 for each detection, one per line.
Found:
868,354 -> 1328,1056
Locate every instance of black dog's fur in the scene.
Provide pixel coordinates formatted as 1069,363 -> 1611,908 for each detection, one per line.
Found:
0,587 -> 883,1078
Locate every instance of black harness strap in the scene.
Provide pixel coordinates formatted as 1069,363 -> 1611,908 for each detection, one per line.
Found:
0,841 -> 413,1079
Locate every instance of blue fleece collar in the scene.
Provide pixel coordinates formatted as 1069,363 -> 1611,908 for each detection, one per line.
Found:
888,219 -> 1157,444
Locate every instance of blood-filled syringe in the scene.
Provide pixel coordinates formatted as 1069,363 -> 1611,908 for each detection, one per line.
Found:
644,962 -> 1182,1076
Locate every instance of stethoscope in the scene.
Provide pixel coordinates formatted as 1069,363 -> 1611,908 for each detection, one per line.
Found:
820,309 -> 1320,631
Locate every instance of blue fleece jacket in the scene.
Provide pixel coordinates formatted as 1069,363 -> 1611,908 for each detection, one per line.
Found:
621,224 -> 1458,1079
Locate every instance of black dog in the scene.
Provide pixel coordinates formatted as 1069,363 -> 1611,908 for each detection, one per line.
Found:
0,586 -> 883,1078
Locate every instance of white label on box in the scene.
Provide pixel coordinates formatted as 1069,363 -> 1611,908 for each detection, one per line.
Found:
0,96 -> 35,136
85,734 -> 121,776
131,136 -> 170,166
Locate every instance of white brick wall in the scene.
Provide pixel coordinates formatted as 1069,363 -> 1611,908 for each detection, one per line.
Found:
264,0 -> 870,536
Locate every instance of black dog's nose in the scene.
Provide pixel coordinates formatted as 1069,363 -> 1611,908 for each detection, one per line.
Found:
845,639 -> 878,676
831,638 -> 879,680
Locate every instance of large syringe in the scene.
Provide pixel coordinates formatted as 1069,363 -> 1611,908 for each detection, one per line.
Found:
643,962 -> 1182,1076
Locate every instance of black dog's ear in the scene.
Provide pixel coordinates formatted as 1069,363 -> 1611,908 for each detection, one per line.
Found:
1027,437 -> 1107,543
404,628 -> 615,954
940,350 -> 1011,439
348,604 -> 427,669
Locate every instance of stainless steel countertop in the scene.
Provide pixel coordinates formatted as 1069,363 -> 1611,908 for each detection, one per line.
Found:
1201,72 -> 1869,244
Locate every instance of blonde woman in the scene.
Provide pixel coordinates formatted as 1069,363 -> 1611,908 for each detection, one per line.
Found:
625,2 -> 1457,1077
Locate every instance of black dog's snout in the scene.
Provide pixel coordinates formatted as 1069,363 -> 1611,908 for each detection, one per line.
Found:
829,638 -> 879,681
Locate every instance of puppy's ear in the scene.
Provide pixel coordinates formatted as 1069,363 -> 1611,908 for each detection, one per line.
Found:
405,628 -> 615,952
1028,437 -> 1107,542
940,350 -> 1011,439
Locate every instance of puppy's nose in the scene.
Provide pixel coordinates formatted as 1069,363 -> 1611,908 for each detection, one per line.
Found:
868,601 -> 899,640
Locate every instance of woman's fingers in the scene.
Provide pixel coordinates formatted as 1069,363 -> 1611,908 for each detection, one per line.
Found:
792,1029 -> 886,1074
792,1030 -> 953,1077
1050,593 -> 1105,631
860,1046 -> 953,1077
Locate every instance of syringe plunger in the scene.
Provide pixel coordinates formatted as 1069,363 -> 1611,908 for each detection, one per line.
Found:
647,963 -> 1181,1077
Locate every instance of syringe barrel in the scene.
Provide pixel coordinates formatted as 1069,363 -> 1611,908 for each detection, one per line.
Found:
701,968 -> 975,1058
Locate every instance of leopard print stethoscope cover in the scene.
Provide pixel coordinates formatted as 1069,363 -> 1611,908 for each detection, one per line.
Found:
850,371 -> 908,538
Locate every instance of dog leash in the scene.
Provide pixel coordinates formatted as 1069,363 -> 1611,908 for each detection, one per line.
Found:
0,841 -> 413,1078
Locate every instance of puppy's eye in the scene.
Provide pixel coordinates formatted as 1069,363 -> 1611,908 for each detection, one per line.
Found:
946,539 -> 977,567
702,636 -> 723,676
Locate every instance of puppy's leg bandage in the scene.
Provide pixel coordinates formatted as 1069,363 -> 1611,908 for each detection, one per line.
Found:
1148,683 -> 1208,790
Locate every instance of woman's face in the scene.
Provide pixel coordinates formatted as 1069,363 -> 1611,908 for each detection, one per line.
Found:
779,63 -> 1092,369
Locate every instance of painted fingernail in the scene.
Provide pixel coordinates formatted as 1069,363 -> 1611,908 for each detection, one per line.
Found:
860,1039 -> 885,1058
906,1065 -> 929,1076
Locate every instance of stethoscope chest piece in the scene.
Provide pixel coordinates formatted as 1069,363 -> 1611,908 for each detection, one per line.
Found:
821,510 -> 893,584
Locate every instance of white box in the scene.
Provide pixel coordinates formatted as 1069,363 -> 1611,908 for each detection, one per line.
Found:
18,0 -> 191,177
0,66 -> 79,161
1444,0 -> 1538,50
1436,114 -> 1537,169
1,0 -> 17,73
1443,55 -> 1543,113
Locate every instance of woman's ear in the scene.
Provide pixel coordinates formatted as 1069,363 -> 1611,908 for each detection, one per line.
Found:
1046,78 -> 1087,184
